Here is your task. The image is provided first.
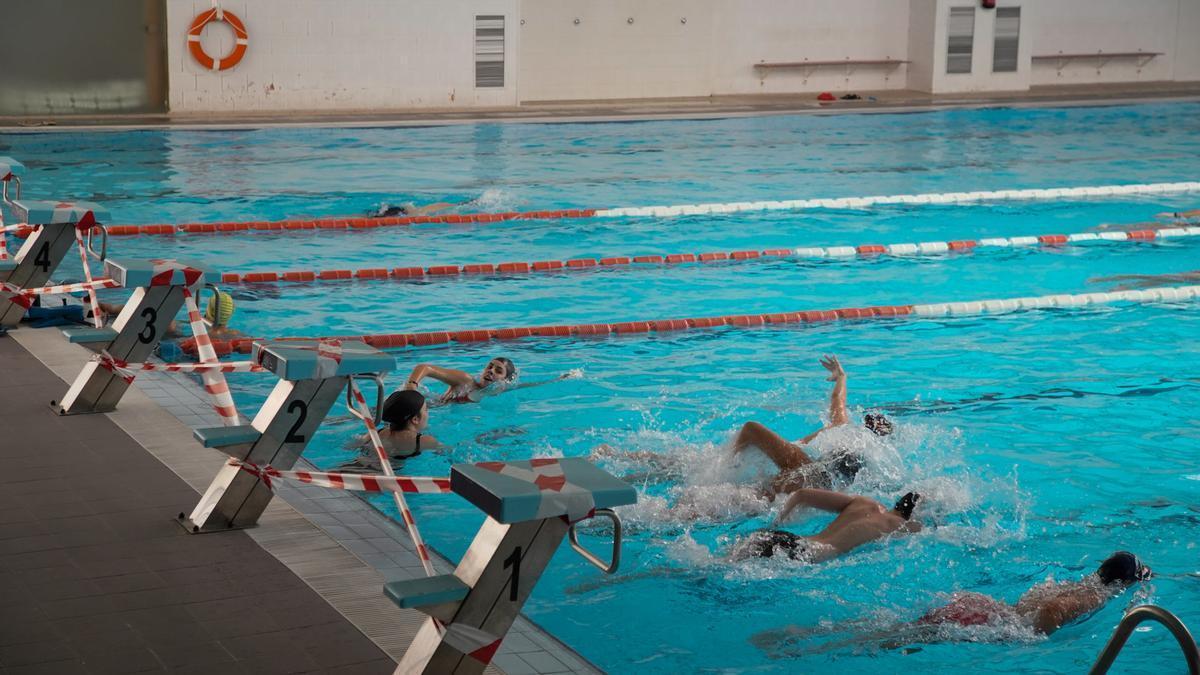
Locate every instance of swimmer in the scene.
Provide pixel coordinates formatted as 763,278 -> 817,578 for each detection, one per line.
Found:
1089,270 -> 1200,290
1093,208 -> 1200,232
730,489 -> 922,564
733,355 -> 893,498
369,201 -> 462,218
98,291 -> 242,340
404,357 -> 517,403
752,551 -> 1152,657
366,389 -> 442,459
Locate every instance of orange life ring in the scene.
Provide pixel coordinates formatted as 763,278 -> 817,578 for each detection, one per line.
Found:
187,8 -> 248,71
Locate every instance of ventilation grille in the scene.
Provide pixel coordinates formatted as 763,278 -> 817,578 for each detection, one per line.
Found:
475,15 -> 505,88
947,7 -> 975,74
992,7 -> 1020,73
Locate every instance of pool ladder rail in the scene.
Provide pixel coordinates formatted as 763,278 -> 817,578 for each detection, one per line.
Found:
1090,605 -> 1199,675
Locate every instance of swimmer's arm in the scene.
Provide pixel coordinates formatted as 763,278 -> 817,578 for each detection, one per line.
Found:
899,519 -> 923,534
776,488 -> 854,522
1030,591 -> 1105,635
405,364 -> 473,390
503,372 -> 576,392
820,355 -> 851,427
421,433 -> 444,450
1157,208 -> 1200,219
408,202 -> 458,216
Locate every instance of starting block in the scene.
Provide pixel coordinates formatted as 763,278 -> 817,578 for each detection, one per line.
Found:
0,199 -> 109,329
181,339 -> 394,533
54,258 -> 210,415
393,458 -> 636,674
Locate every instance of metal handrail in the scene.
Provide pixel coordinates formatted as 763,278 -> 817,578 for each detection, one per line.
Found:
85,223 -> 108,261
2,175 -> 21,203
568,508 -> 623,574
345,373 -> 385,425
1089,605 -> 1200,675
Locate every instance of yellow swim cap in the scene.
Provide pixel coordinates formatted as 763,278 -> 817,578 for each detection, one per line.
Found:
204,292 -> 235,327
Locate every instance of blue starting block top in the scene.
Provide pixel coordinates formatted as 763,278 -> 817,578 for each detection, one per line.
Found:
251,339 -> 395,381
13,200 -> 109,226
451,458 -> 637,524
103,258 -> 210,288
0,157 -> 24,180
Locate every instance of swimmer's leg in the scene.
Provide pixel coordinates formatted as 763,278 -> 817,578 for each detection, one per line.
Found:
733,421 -> 814,472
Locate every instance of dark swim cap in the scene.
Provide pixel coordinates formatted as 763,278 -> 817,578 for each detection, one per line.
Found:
865,413 -> 894,436
382,390 -> 426,430
828,451 -> 865,481
893,491 -> 920,520
743,530 -> 806,560
1097,551 -> 1152,585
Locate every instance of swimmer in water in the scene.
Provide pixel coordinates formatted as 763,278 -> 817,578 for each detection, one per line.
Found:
733,355 -> 894,498
369,201 -> 462,218
349,389 -> 441,462
1093,208 -> 1200,232
730,489 -> 922,564
405,357 -> 518,404
752,551 -> 1152,657
1089,270 -> 1200,290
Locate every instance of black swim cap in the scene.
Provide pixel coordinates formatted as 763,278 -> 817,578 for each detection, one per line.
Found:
828,451 -> 865,481
865,413 -> 894,437
382,390 -> 426,430
893,492 -> 920,520
1097,551 -> 1152,585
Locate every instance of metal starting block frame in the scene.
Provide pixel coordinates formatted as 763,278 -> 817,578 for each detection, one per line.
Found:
54,258 -> 210,415
0,199 -> 109,329
391,458 -> 636,674
181,339 -> 394,533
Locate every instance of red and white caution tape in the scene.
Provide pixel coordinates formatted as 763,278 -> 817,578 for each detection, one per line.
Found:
217,225 -> 1200,285
15,278 -> 121,296
182,287 -> 242,426
92,355 -> 267,375
72,229 -> 104,328
229,461 -> 450,494
348,378 -> 437,577
189,284 -> 1200,356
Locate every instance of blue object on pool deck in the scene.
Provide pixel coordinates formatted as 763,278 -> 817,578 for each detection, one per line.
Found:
250,339 -> 395,380
450,458 -> 637,524
13,199 -> 109,225
26,304 -> 83,328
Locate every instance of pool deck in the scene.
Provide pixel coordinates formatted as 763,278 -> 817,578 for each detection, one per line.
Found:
2,81 -> 1199,131
0,330 -> 601,675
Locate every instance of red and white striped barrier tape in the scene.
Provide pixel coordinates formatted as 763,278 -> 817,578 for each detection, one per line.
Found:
15,278 -> 121,296
93,355 -> 267,375
72,229 -> 104,328
182,287 -> 242,426
185,284 -> 1200,356
229,460 -> 451,494
216,225 -> 1200,285
16,181 -> 1200,239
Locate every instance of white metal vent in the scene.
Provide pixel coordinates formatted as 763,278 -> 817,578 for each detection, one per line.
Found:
992,7 -> 1020,73
475,15 -> 505,88
947,7 -> 975,74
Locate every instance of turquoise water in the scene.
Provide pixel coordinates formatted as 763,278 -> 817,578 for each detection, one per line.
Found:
3,103 -> 1200,673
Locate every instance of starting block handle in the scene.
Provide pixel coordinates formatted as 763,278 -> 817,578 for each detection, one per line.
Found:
568,508 -> 623,574
2,175 -> 19,203
345,373 -> 385,424
85,225 -> 107,261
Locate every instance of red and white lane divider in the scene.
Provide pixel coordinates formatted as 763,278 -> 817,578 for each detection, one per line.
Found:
182,284 -> 1200,356
230,461 -> 451,495
216,225 -> 1200,285
595,181 -> 1200,218
10,180 -> 1200,239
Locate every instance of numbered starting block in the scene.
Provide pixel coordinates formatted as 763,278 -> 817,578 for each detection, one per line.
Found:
54,258 -> 210,415
1,199 -> 108,329
391,458 -> 636,674
182,339 -> 394,533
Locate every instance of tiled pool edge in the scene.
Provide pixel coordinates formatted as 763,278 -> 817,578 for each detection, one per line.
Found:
11,327 -> 603,675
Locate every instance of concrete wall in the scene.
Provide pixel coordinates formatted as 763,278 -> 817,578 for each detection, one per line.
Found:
156,0 -> 1200,113
1029,0 -> 1184,86
166,0 -> 519,112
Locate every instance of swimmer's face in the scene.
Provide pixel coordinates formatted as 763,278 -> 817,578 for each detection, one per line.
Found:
481,358 -> 513,385
414,403 -> 429,431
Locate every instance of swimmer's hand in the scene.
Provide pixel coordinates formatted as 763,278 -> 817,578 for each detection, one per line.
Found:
820,354 -> 845,381
559,368 -> 584,381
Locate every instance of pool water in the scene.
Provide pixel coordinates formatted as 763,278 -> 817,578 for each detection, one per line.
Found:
4,102 -> 1200,674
